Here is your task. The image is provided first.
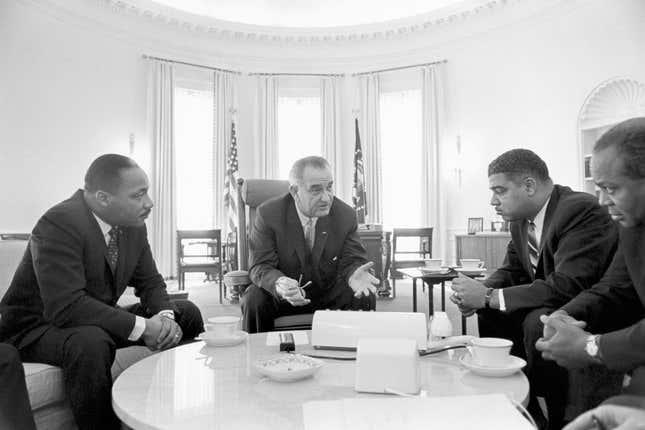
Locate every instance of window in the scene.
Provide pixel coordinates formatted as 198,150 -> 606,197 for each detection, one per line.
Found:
174,86 -> 215,229
380,88 -> 422,228
277,82 -> 322,179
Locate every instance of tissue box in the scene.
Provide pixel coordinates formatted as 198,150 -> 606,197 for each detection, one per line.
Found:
355,338 -> 420,395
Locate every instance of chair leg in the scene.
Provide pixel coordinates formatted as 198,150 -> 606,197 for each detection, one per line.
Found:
219,274 -> 223,304
179,272 -> 184,291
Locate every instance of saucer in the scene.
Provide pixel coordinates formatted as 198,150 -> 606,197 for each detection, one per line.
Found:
454,267 -> 486,276
198,330 -> 248,347
419,267 -> 452,275
460,354 -> 526,377
254,354 -> 324,382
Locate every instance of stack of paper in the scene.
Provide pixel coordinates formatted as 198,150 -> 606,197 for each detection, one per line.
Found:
303,394 -> 534,430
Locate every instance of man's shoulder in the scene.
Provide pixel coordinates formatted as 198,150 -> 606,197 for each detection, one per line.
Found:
329,197 -> 356,219
38,190 -> 90,231
553,184 -> 603,213
256,193 -> 291,216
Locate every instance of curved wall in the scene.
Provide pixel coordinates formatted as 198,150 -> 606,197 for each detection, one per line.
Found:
2,0 -> 645,248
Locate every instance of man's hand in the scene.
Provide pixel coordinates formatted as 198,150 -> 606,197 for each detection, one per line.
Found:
535,317 -> 594,369
348,262 -> 379,298
276,276 -> 311,307
156,315 -> 183,350
564,404 -> 645,430
450,273 -> 487,310
142,316 -> 163,350
540,310 -> 587,341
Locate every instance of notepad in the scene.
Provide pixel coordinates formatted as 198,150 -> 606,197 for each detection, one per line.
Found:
303,394 -> 534,430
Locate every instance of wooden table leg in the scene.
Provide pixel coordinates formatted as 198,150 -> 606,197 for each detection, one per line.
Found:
440,280 -> 446,311
462,315 -> 467,335
412,278 -> 417,312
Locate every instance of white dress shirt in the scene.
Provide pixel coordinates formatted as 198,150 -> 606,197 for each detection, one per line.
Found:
93,214 -> 174,341
498,195 -> 551,311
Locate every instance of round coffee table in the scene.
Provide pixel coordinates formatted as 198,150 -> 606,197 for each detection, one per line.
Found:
112,333 -> 529,430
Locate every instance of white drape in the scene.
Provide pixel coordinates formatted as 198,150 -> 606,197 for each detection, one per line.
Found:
256,76 -> 279,179
147,61 -> 177,278
213,71 -> 237,231
321,77 -> 343,191
421,65 -> 445,257
358,74 -> 383,224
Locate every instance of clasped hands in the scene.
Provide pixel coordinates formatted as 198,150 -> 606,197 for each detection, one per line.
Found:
142,314 -> 182,351
449,273 -> 488,316
535,310 -> 595,369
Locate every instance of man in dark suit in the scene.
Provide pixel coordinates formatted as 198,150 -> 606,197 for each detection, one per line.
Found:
0,154 -> 204,430
0,340 -> 37,430
450,149 -> 618,429
537,118 -> 645,413
241,156 -> 378,333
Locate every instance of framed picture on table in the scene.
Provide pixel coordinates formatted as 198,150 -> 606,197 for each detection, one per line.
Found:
467,217 -> 484,235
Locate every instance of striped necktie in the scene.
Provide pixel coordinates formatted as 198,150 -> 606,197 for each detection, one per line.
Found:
304,218 -> 315,251
107,227 -> 120,271
527,221 -> 539,275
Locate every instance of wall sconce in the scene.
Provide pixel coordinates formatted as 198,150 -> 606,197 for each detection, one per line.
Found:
128,133 -> 135,155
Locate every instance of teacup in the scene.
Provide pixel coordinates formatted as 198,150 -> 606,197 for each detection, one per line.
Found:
460,259 -> 484,269
206,316 -> 240,338
424,258 -> 443,270
468,337 -> 512,367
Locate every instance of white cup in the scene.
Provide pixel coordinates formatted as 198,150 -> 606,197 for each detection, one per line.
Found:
460,259 -> 484,269
424,258 -> 443,270
429,311 -> 453,338
468,337 -> 512,367
206,316 -> 240,338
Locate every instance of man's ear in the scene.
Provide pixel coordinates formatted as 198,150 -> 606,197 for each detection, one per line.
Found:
524,177 -> 538,196
95,190 -> 111,207
288,184 -> 299,196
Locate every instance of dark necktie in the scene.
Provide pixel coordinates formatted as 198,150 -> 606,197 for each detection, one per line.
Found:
527,221 -> 539,275
107,227 -> 119,271
304,219 -> 315,251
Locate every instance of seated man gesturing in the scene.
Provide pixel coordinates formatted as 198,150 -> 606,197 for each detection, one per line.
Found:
241,156 -> 378,333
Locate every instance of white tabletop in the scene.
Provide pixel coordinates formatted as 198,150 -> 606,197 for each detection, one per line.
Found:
112,333 -> 529,430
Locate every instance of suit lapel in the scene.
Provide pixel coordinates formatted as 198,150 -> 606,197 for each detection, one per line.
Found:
517,219 -> 535,280
114,228 -> 126,293
534,186 -> 561,277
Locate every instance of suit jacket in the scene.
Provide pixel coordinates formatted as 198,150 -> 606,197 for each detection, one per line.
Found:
0,190 -> 175,348
484,184 -> 618,312
249,194 -> 368,299
562,225 -> 645,373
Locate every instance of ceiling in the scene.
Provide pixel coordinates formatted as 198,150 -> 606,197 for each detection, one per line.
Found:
148,0 -> 472,28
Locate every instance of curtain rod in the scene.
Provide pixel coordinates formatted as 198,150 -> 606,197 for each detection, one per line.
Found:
352,59 -> 447,77
248,72 -> 344,77
142,54 -> 242,75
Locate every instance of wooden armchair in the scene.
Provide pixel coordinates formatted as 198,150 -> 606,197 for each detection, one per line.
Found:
237,178 -> 314,331
176,229 -> 223,302
390,227 -> 433,297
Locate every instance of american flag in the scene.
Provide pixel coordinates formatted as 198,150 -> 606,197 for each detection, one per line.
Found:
353,118 -> 367,224
223,120 -> 239,236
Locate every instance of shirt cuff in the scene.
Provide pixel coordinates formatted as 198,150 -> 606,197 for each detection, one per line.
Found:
498,289 -> 507,312
158,310 -> 175,320
128,316 -> 146,341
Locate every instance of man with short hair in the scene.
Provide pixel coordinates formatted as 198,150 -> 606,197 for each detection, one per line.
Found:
537,117 -> 645,406
0,154 -> 204,430
241,156 -> 378,333
450,148 -> 618,429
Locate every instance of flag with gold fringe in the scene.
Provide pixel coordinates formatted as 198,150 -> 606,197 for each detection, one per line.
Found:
353,118 -> 367,224
224,120 -> 239,236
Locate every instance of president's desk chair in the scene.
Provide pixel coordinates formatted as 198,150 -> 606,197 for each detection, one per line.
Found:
236,178 -> 313,331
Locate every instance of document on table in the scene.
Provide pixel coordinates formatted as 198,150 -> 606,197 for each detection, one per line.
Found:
265,331 -> 309,346
303,394 -> 534,430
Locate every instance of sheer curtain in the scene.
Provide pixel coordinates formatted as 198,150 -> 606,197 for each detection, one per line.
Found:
256,76 -> 279,179
321,77 -> 342,191
421,65 -> 445,257
358,74 -> 383,224
213,71 -> 237,230
147,61 -> 176,278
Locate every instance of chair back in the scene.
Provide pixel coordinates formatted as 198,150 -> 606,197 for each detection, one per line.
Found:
391,227 -> 434,272
236,178 -> 290,270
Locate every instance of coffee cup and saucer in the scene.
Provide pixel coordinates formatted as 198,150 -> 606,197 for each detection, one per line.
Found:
420,258 -> 451,274
455,259 -> 486,276
198,316 -> 248,347
460,337 -> 526,377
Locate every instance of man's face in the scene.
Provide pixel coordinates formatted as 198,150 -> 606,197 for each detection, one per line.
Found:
291,166 -> 334,218
488,173 -> 533,221
592,146 -> 645,228
103,167 -> 154,226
